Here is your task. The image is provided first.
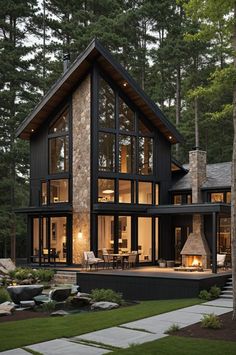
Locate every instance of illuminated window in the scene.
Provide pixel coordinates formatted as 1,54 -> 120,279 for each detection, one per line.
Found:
210,193 -> 224,203
98,179 -> 115,203
155,184 -> 159,205
119,135 -> 135,173
226,192 -> 231,204
138,137 -> 153,175
119,180 -> 131,203
173,195 -> 182,205
49,109 -> 69,134
138,182 -> 152,204
41,181 -> 47,205
50,179 -> 69,203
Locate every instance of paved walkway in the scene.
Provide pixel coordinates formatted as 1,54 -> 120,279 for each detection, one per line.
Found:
1,298 -> 233,355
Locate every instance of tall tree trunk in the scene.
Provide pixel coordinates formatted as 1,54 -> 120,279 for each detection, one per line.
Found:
175,65 -> 181,157
194,96 -> 199,149
231,1 -> 236,321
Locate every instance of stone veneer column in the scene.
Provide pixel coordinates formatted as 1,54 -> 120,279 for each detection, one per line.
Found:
72,75 -> 91,264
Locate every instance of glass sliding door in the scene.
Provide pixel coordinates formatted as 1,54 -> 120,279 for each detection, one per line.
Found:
138,217 -> 152,262
50,217 -> 67,262
32,216 -> 68,263
118,216 -> 131,253
98,215 -> 115,257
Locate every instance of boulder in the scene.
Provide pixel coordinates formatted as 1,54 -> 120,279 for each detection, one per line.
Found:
20,300 -> 35,308
0,310 -> 11,317
49,288 -> 71,302
71,296 -> 91,307
77,292 -> 91,298
91,301 -> 119,311
7,285 -> 44,304
50,310 -> 69,317
0,259 -> 15,273
0,266 -> 8,275
0,302 -> 15,313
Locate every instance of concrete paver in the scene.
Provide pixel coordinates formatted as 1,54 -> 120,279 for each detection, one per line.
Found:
204,299 -> 233,308
178,304 -> 232,315
0,350 -> 29,355
27,338 -> 110,355
74,326 -> 167,348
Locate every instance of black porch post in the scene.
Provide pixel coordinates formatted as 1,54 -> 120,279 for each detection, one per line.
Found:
39,216 -> 42,267
212,212 -> 217,273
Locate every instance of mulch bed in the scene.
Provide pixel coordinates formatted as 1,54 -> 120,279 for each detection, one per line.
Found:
174,311 -> 236,342
0,310 -> 48,323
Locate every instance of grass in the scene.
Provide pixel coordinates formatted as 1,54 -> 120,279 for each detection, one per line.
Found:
0,298 -> 201,351
108,336 -> 236,355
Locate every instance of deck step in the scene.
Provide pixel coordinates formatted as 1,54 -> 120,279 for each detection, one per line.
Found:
220,276 -> 233,300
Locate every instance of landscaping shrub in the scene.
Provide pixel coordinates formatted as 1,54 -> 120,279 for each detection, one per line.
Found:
91,288 -> 124,305
164,323 -> 180,334
209,285 -> 221,299
199,286 -> 221,300
199,290 -> 212,300
0,288 -> 10,303
35,269 -> 55,282
201,313 -> 221,329
9,268 -> 35,281
40,301 -> 56,313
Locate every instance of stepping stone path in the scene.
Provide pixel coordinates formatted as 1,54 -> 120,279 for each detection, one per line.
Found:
1,298 -> 233,354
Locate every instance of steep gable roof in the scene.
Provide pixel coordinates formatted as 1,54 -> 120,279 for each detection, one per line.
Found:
16,39 -> 183,143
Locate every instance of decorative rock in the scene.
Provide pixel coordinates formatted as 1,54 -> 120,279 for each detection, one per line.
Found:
0,302 -> 15,313
50,310 -> 69,317
77,292 -> 91,298
19,279 -> 33,285
91,301 -> 119,311
20,300 -> 35,308
49,288 -> 71,302
7,285 -> 44,304
71,285 -> 80,294
71,296 -> 91,307
0,258 -> 16,272
0,310 -> 11,316
0,266 -> 8,275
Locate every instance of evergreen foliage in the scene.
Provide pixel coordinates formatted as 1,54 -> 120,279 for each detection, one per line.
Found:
0,0 -> 234,258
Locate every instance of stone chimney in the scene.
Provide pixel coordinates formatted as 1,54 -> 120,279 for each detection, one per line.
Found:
181,149 -> 210,269
189,149 -> 206,203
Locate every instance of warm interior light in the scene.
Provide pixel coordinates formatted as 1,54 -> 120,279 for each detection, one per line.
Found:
102,189 -> 114,194
118,238 -> 122,243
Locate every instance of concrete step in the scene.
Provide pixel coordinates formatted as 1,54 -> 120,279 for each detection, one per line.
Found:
52,271 -> 77,285
220,295 -> 233,299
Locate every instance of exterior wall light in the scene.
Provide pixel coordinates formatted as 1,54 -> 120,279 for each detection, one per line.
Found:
78,231 -> 83,239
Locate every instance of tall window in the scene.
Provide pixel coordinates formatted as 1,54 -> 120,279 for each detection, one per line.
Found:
99,78 -> 115,129
97,75 -> 157,204
49,109 -> 69,174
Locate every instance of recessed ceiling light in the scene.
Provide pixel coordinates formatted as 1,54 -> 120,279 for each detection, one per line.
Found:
169,135 -> 172,140
123,82 -> 128,87
31,129 -> 34,132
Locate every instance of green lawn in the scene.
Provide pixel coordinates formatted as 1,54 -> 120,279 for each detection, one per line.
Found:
0,298 -> 201,351
109,336 -> 236,355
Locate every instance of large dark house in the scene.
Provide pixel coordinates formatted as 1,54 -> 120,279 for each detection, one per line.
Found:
16,40 -> 231,272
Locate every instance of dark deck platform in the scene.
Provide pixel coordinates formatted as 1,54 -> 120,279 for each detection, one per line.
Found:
76,267 -> 231,300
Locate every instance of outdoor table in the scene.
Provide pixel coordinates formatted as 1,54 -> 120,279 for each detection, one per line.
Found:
109,253 -> 131,269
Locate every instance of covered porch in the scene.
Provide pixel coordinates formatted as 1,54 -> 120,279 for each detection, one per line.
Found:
148,202 -> 231,274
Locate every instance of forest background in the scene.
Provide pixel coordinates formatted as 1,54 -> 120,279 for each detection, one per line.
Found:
0,0 -> 233,257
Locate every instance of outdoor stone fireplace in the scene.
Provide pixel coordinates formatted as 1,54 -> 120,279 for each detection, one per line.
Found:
180,150 -> 211,269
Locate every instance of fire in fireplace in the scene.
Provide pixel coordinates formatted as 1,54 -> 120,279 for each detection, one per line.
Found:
184,255 -> 202,267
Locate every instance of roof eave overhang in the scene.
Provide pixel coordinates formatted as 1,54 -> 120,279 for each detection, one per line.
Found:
147,203 -> 230,215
